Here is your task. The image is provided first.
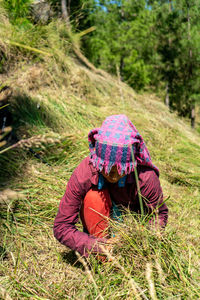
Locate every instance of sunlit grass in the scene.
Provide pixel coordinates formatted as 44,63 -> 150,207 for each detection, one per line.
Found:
0,7 -> 200,299
1,79 -> 199,299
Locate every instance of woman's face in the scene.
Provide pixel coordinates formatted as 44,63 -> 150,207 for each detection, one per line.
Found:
101,165 -> 125,183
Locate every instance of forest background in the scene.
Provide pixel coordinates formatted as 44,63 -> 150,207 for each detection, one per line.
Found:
1,0 -> 200,129
0,0 -> 200,299
54,0 -> 200,128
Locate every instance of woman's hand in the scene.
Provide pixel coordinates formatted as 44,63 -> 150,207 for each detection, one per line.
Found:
97,236 -> 120,262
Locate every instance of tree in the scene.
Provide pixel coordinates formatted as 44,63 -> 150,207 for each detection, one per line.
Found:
82,0 -> 157,90
178,0 -> 200,128
71,0 -> 200,127
149,0 -> 200,127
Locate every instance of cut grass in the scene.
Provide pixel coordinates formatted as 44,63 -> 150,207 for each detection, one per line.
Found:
0,11 -> 200,300
0,78 -> 199,299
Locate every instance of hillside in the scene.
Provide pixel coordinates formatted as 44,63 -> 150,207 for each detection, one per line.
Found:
0,15 -> 200,300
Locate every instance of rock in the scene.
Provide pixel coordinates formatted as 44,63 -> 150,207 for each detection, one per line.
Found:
31,0 -> 54,24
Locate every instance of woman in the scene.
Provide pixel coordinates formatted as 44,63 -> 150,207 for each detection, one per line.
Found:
53,115 -> 168,257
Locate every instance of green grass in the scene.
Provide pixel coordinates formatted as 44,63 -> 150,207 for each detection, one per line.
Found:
0,9 -> 200,300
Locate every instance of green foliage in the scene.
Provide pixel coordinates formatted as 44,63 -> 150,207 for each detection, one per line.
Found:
123,58 -> 150,90
79,0 -> 200,125
151,0 -> 200,119
3,0 -> 32,23
81,0 -> 155,91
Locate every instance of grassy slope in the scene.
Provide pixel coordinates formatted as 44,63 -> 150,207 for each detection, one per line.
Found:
0,19 -> 200,300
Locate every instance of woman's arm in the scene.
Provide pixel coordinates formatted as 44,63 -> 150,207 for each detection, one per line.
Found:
53,159 -> 106,256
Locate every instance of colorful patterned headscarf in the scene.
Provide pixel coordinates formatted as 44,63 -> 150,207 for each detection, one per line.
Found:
88,114 -> 159,176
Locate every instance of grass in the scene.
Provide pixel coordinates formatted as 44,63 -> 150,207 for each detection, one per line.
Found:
0,8 -> 200,300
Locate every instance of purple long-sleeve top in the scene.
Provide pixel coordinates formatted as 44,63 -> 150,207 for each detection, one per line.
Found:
53,156 -> 168,256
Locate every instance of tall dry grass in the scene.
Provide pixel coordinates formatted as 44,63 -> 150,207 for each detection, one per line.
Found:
0,5 -> 200,299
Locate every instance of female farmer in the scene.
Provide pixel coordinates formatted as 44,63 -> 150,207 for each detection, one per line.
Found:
53,115 -> 168,257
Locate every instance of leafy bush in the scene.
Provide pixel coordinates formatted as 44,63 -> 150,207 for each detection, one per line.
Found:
123,56 -> 150,91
